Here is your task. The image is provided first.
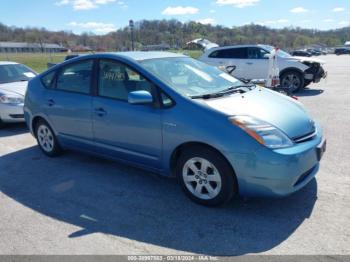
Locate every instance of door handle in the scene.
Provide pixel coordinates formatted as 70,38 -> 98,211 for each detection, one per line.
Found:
95,108 -> 107,117
47,99 -> 55,107
246,62 -> 253,65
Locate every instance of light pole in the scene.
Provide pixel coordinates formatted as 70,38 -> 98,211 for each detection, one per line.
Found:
129,20 -> 135,51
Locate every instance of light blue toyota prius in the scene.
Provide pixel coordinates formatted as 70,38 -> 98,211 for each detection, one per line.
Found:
24,52 -> 326,206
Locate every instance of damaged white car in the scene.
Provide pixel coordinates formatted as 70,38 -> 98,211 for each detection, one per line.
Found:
199,44 -> 327,92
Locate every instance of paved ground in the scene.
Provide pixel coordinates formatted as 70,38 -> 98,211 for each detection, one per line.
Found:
0,55 -> 349,256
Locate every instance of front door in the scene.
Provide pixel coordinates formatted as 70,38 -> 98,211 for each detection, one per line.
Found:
242,47 -> 270,80
92,59 -> 162,169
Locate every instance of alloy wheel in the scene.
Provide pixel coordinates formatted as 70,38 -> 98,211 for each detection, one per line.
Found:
37,125 -> 55,153
182,157 -> 222,200
281,73 -> 301,92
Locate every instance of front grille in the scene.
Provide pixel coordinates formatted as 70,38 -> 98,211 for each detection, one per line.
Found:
293,121 -> 317,144
9,114 -> 24,119
293,130 -> 317,143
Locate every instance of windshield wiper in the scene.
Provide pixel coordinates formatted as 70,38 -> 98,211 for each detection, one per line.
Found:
191,87 -> 245,100
191,93 -> 224,100
191,84 -> 256,100
232,84 -> 256,91
218,84 -> 256,94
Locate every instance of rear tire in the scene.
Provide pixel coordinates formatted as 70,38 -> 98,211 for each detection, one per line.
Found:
280,70 -> 304,93
176,145 -> 237,207
35,120 -> 62,157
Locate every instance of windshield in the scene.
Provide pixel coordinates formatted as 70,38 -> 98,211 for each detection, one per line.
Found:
0,64 -> 36,84
141,57 -> 243,97
261,45 -> 292,58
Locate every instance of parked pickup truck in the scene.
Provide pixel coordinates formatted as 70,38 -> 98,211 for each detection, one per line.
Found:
199,44 -> 327,92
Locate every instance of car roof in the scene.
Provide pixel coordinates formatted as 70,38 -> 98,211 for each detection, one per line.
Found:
105,51 -> 187,61
0,61 -> 19,65
204,44 -> 272,53
43,52 -> 189,75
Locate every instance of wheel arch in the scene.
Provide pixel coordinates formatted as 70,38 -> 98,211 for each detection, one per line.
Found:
169,142 -> 239,190
31,115 -> 51,138
279,67 -> 305,77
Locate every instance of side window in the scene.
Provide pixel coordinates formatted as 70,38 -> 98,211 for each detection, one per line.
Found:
248,47 -> 269,59
259,48 -> 270,59
210,48 -> 247,59
228,48 -> 248,59
41,71 -> 56,89
56,60 -> 93,94
209,50 -> 219,58
209,49 -> 230,58
98,60 -> 154,101
125,67 -> 143,81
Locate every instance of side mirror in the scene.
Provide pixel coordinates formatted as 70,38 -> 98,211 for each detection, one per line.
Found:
128,90 -> 153,105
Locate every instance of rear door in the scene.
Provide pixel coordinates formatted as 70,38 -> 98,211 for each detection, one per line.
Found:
92,59 -> 163,169
43,59 -> 94,150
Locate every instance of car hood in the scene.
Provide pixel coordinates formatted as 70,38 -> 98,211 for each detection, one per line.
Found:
202,88 -> 315,139
0,81 -> 28,97
287,56 -> 325,64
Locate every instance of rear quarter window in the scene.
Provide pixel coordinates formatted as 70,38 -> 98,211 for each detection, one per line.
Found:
41,71 -> 56,89
209,50 -> 220,58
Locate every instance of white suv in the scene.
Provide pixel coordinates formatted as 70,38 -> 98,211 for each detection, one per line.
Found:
199,44 -> 326,92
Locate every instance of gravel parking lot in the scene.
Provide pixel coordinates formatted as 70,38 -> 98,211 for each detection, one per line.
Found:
0,55 -> 349,256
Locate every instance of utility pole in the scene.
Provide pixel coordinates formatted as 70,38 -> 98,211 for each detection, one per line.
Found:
129,20 -> 135,51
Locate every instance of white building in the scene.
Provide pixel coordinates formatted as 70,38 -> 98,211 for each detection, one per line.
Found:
0,42 -> 66,53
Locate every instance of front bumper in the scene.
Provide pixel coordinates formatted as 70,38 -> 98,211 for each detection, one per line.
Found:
304,66 -> 327,83
0,103 -> 25,123
225,127 -> 325,197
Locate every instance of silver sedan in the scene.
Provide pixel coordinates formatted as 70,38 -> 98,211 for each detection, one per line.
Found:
0,61 -> 36,127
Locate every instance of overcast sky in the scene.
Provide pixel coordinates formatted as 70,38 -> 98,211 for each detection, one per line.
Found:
1,0 -> 350,34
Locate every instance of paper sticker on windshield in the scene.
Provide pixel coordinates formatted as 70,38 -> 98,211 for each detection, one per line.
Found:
220,73 -> 238,83
23,72 -> 36,78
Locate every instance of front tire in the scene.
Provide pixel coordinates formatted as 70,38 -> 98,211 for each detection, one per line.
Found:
176,146 -> 237,207
304,80 -> 312,88
35,120 -> 62,157
280,71 -> 304,93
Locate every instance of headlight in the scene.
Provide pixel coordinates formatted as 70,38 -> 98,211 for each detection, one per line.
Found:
0,94 -> 24,104
229,116 -> 294,149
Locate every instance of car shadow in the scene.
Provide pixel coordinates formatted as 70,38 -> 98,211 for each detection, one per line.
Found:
297,88 -> 324,97
0,123 -> 29,138
0,146 -> 318,256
